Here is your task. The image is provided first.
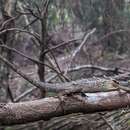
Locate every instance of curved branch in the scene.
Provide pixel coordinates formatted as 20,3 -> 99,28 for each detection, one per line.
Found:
0,28 -> 41,43
43,38 -> 81,55
0,45 -> 66,80
0,54 -> 44,91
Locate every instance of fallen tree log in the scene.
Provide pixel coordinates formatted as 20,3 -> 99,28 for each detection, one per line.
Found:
29,78 -> 130,93
14,78 -> 130,102
0,90 -> 130,126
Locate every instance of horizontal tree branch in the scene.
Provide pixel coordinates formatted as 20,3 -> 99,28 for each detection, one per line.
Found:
67,64 -> 124,74
43,38 -> 81,54
0,28 -> 41,43
0,90 -> 130,126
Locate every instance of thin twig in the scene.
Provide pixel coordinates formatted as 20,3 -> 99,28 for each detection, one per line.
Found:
98,113 -> 115,130
64,28 -> 96,75
0,28 -> 41,43
14,74 -> 56,102
0,45 -> 64,76
0,54 -> 44,90
0,15 -> 20,31
43,38 -> 81,55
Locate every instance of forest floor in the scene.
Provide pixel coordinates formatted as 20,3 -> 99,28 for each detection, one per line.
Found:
9,50 -> 130,100
7,50 -> 130,130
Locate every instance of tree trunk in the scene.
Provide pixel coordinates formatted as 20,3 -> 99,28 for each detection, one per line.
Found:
0,0 -> 15,102
37,3 -> 49,98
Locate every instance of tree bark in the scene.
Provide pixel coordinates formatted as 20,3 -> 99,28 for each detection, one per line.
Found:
0,0 -> 15,102
37,2 -> 49,98
0,90 -> 130,126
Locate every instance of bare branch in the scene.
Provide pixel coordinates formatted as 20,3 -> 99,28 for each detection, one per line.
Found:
41,0 -> 50,17
64,28 -> 96,75
0,44 -> 65,78
0,28 -> 41,43
14,74 -> 56,102
43,38 -> 81,55
24,6 -> 42,20
0,54 -> 44,91
68,64 -> 124,74
0,15 -> 20,31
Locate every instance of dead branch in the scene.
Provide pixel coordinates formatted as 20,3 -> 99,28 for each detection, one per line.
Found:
68,64 -> 124,74
0,54 -> 45,91
0,15 -> 20,31
17,1 -> 35,33
65,28 -> 96,75
0,49 -> 130,95
0,45 -> 66,81
0,53 -> 128,93
14,74 -> 57,102
43,38 -> 81,54
0,45 -> 125,78
0,28 -> 40,43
